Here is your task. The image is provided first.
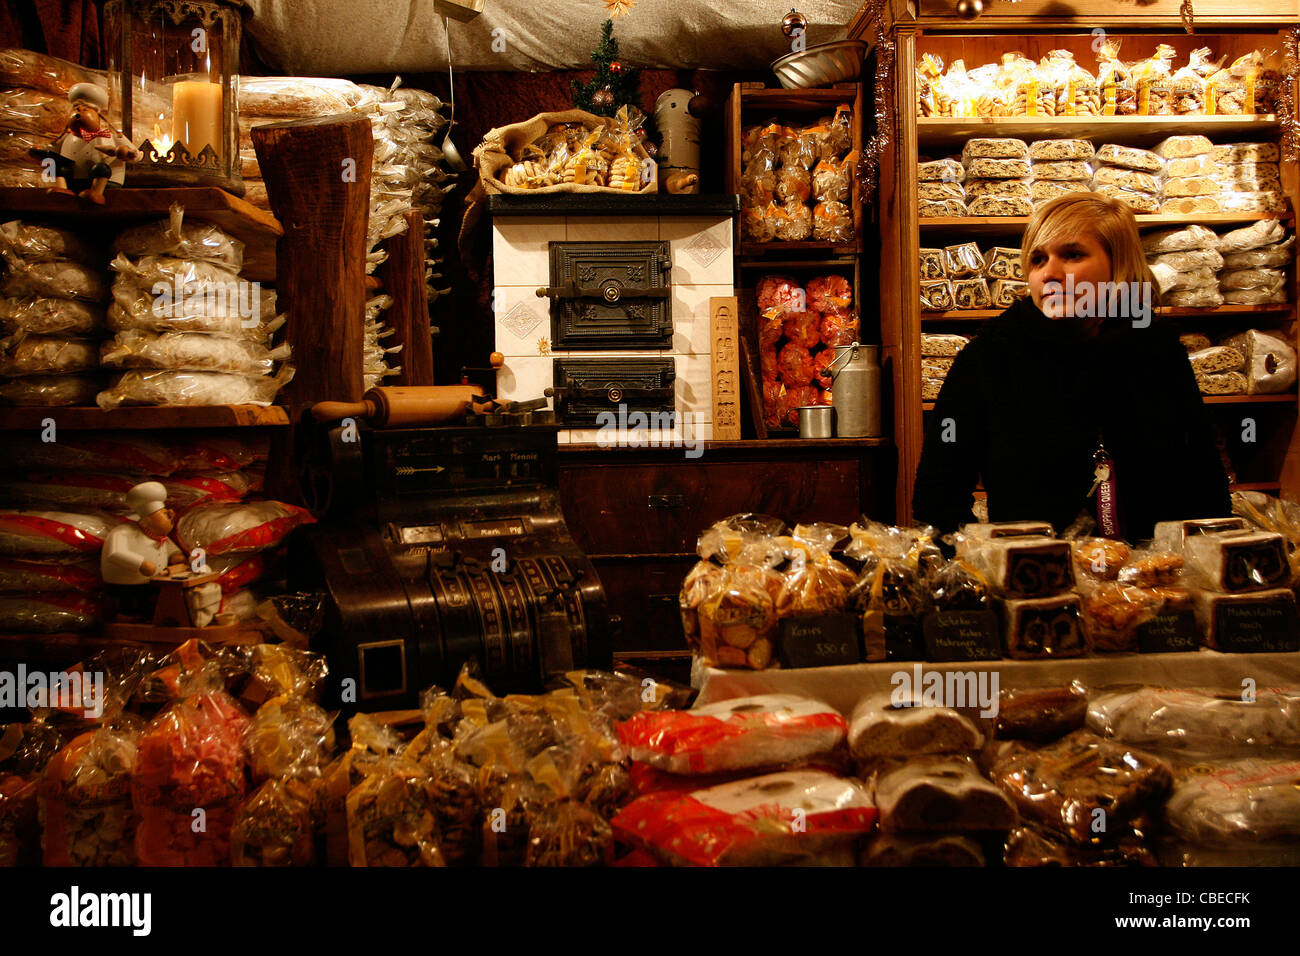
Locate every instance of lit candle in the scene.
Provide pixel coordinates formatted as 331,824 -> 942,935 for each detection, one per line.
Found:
171,80 -> 223,158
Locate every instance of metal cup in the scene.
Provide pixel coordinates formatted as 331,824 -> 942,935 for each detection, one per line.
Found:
797,405 -> 833,438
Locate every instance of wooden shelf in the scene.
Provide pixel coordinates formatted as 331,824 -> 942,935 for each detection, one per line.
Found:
0,186 -> 282,282
739,240 -> 861,257
917,114 -> 1280,148
734,86 -> 861,109
919,212 -> 1286,236
0,405 -> 290,430
921,304 -> 1296,322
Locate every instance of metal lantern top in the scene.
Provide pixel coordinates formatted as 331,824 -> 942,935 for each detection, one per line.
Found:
103,0 -> 247,195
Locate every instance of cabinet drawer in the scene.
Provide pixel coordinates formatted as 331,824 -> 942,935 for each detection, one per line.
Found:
591,557 -> 698,656
560,458 -> 863,555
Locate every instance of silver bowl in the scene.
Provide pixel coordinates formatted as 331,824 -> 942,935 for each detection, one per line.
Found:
772,40 -> 868,89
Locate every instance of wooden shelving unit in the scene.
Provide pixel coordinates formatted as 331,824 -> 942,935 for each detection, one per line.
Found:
0,405 -> 290,430
850,2 -> 1300,523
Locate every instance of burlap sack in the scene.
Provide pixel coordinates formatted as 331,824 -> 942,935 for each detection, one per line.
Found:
473,108 -> 657,195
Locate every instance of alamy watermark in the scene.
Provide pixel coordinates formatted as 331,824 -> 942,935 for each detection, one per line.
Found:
0,665 -> 104,718
890,663 -> 999,719
1040,275 -> 1152,328
595,403 -> 703,459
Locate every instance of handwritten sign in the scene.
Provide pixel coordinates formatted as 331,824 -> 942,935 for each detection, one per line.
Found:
1137,609 -> 1200,654
778,614 -> 861,668
1211,600 -> 1300,653
922,610 -> 1002,661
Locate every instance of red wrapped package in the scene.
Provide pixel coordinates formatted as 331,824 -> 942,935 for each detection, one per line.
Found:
777,342 -> 815,385
756,275 -> 806,314
612,769 -> 876,866
758,308 -> 784,348
813,348 -> 838,388
784,385 -> 819,424
782,311 -> 821,348
807,275 -> 853,311
774,389 -> 800,427
817,387 -> 833,406
760,348 -> 778,382
820,309 -> 859,348
40,721 -> 140,866
132,687 -> 250,866
762,385 -> 785,429
618,694 -> 847,774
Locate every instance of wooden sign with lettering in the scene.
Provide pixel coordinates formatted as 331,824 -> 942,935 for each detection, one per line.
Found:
709,296 -> 742,441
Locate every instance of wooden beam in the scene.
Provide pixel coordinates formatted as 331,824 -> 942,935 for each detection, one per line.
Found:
382,209 -> 435,386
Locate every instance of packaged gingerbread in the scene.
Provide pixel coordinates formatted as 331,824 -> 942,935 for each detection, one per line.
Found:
345,753 -> 444,867
1096,38 -> 1137,116
1133,44 -> 1177,115
230,770 -> 320,866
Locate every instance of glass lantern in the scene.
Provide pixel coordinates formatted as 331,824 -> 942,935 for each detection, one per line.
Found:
103,0 -> 245,195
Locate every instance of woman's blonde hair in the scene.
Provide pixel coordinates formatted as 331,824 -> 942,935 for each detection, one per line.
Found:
1021,192 -> 1161,305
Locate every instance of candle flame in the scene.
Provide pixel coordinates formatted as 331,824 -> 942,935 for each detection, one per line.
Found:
152,120 -> 174,154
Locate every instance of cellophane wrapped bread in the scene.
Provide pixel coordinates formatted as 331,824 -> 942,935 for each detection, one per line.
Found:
1087,686 -> 1300,757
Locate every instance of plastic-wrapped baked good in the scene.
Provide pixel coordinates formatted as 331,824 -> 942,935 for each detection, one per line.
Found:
1161,266 -> 1217,292
862,831 -> 985,866
996,684 -> 1088,743
619,695 -> 845,774
1212,142 -> 1279,164
992,730 -> 1173,843
1095,143 -> 1163,173
1032,160 -> 1093,181
1170,52 -> 1214,115
871,754 -> 1016,832
921,333 -> 968,357
982,247 -> 1023,280
964,178 -> 1031,200
0,557 -> 99,593
100,331 -> 287,375
230,774 -> 319,867
777,125 -> 818,169
916,53 -> 944,117
1188,346 -> 1245,375
1152,516 -> 1248,553
776,163 -> 811,204
0,333 -> 97,377
962,138 -> 1030,161
0,593 -> 106,632
1224,287 -> 1287,305
1005,823 -> 1157,866
0,86 -> 72,135
1088,687 -> 1300,756
345,755 -> 445,867
0,296 -> 103,337
918,181 -> 965,203
1218,191 -> 1287,214
987,279 -> 1025,308
1162,176 -> 1222,198
919,248 -> 946,281
918,158 -> 964,182
1196,369 -> 1246,393
0,259 -> 107,303
848,689 -> 984,758
812,153 -> 853,203
918,199 -> 967,217
1208,52 -> 1281,115
819,308 -> 858,348
1221,238 -> 1292,270
0,374 -> 100,406
1039,50 -> 1100,116
1211,162 -> 1282,190
958,521 -> 1055,541
920,280 -> 954,312
964,158 -> 1031,180
1149,247 -> 1224,272
1001,593 -> 1085,658
174,500 -> 313,557
1179,333 -> 1213,352
113,212 -> 244,272
1090,166 -> 1160,194
1114,550 -> 1184,588
612,769 -> 876,866
1164,759 -> 1300,849
0,220 -> 97,266
1143,223 -> 1217,254
920,378 -> 944,402
812,201 -> 853,242
1029,180 -> 1090,205
696,559 -> 784,667
814,105 -> 852,161
39,719 -> 141,866
926,556 -> 988,611
1182,529 -> 1290,592
968,195 -> 1033,217
922,357 -> 953,382
958,535 -> 1073,598
1152,134 -> 1213,159
96,368 -> 293,410
756,275 -> 805,314
1219,268 -> 1285,292
1097,39 -> 1136,116
1093,185 -> 1159,214
1080,583 -> 1164,651
767,200 -> 813,241
952,278 -> 992,310
1217,218 -> 1285,253
1029,139 -> 1094,161
1133,45 -> 1177,115
943,242 -> 983,278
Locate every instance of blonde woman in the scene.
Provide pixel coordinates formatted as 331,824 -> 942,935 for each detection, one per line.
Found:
913,192 -> 1230,541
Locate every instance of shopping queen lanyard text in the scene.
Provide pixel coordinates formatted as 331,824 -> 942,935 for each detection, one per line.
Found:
1087,439 -> 1122,539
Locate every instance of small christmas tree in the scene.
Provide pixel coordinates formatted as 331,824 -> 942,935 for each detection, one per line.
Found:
571,19 -> 642,117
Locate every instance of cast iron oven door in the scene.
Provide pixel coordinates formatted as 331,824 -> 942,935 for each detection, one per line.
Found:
549,357 -> 676,428
538,240 -> 672,349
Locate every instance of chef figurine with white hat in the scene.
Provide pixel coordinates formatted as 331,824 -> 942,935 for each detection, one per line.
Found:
38,82 -> 139,204
101,481 -> 186,603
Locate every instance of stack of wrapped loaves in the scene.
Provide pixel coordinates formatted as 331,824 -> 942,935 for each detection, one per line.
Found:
0,49 -> 103,188
0,220 -> 105,405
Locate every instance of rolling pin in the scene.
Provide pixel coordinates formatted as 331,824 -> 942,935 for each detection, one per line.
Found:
310,385 -> 485,427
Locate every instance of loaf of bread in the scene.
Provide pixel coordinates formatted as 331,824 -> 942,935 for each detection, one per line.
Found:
921,356 -> 954,376
1213,165 -> 1283,190
964,178 -> 1031,200
920,280 -> 954,311
918,158 -> 964,182
1000,593 -> 1086,658
952,278 -> 992,310
1095,144 -> 1164,173
1211,142 -> 1279,164
1029,139 -> 1095,161
1163,154 -> 1216,179
1179,333 -> 1213,352
921,378 -> 943,401
871,755 -> 1017,832
1091,166 -> 1161,194
1030,180 -> 1090,204
1183,530 -> 1291,592
921,333 -> 969,357
919,199 -> 967,218
1218,191 -> 1288,214
991,279 -> 1028,308
982,247 -> 1023,280
961,536 -> 1073,598
1150,247 -> 1224,272
919,248 -> 946,280
1196,370 -> 1247,394
996,685 -> 1088,742
1188,346 -> 1245,374
1221,329 -> 1297,395
1032,160 -> 1093,181
962,138 -> 1030,161
968,195 -> 1033,217
1094,185 -> 1159,213
919,181 -> 966,203
1144,223 -> 1218,253
847,690 -> 984,758
964,159 -> 1031,180
1163,176 -> 1222,198
1152,517 -> 1249,553
1152,135 -> 1214,159
1165,759 -> 1300,847
1088,687 -> 1300,754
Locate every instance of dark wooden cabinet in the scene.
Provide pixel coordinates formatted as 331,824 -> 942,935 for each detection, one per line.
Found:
557,438 -> 892,663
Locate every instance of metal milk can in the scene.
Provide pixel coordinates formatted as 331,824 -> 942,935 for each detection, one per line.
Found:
827,343 -> 881,438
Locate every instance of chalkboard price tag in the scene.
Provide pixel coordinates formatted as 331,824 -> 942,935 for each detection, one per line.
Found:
922,609 -> 1002,662
778,614 -> 861,668
1137,609 -> 1200,654
1211,600 -> 1300,653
